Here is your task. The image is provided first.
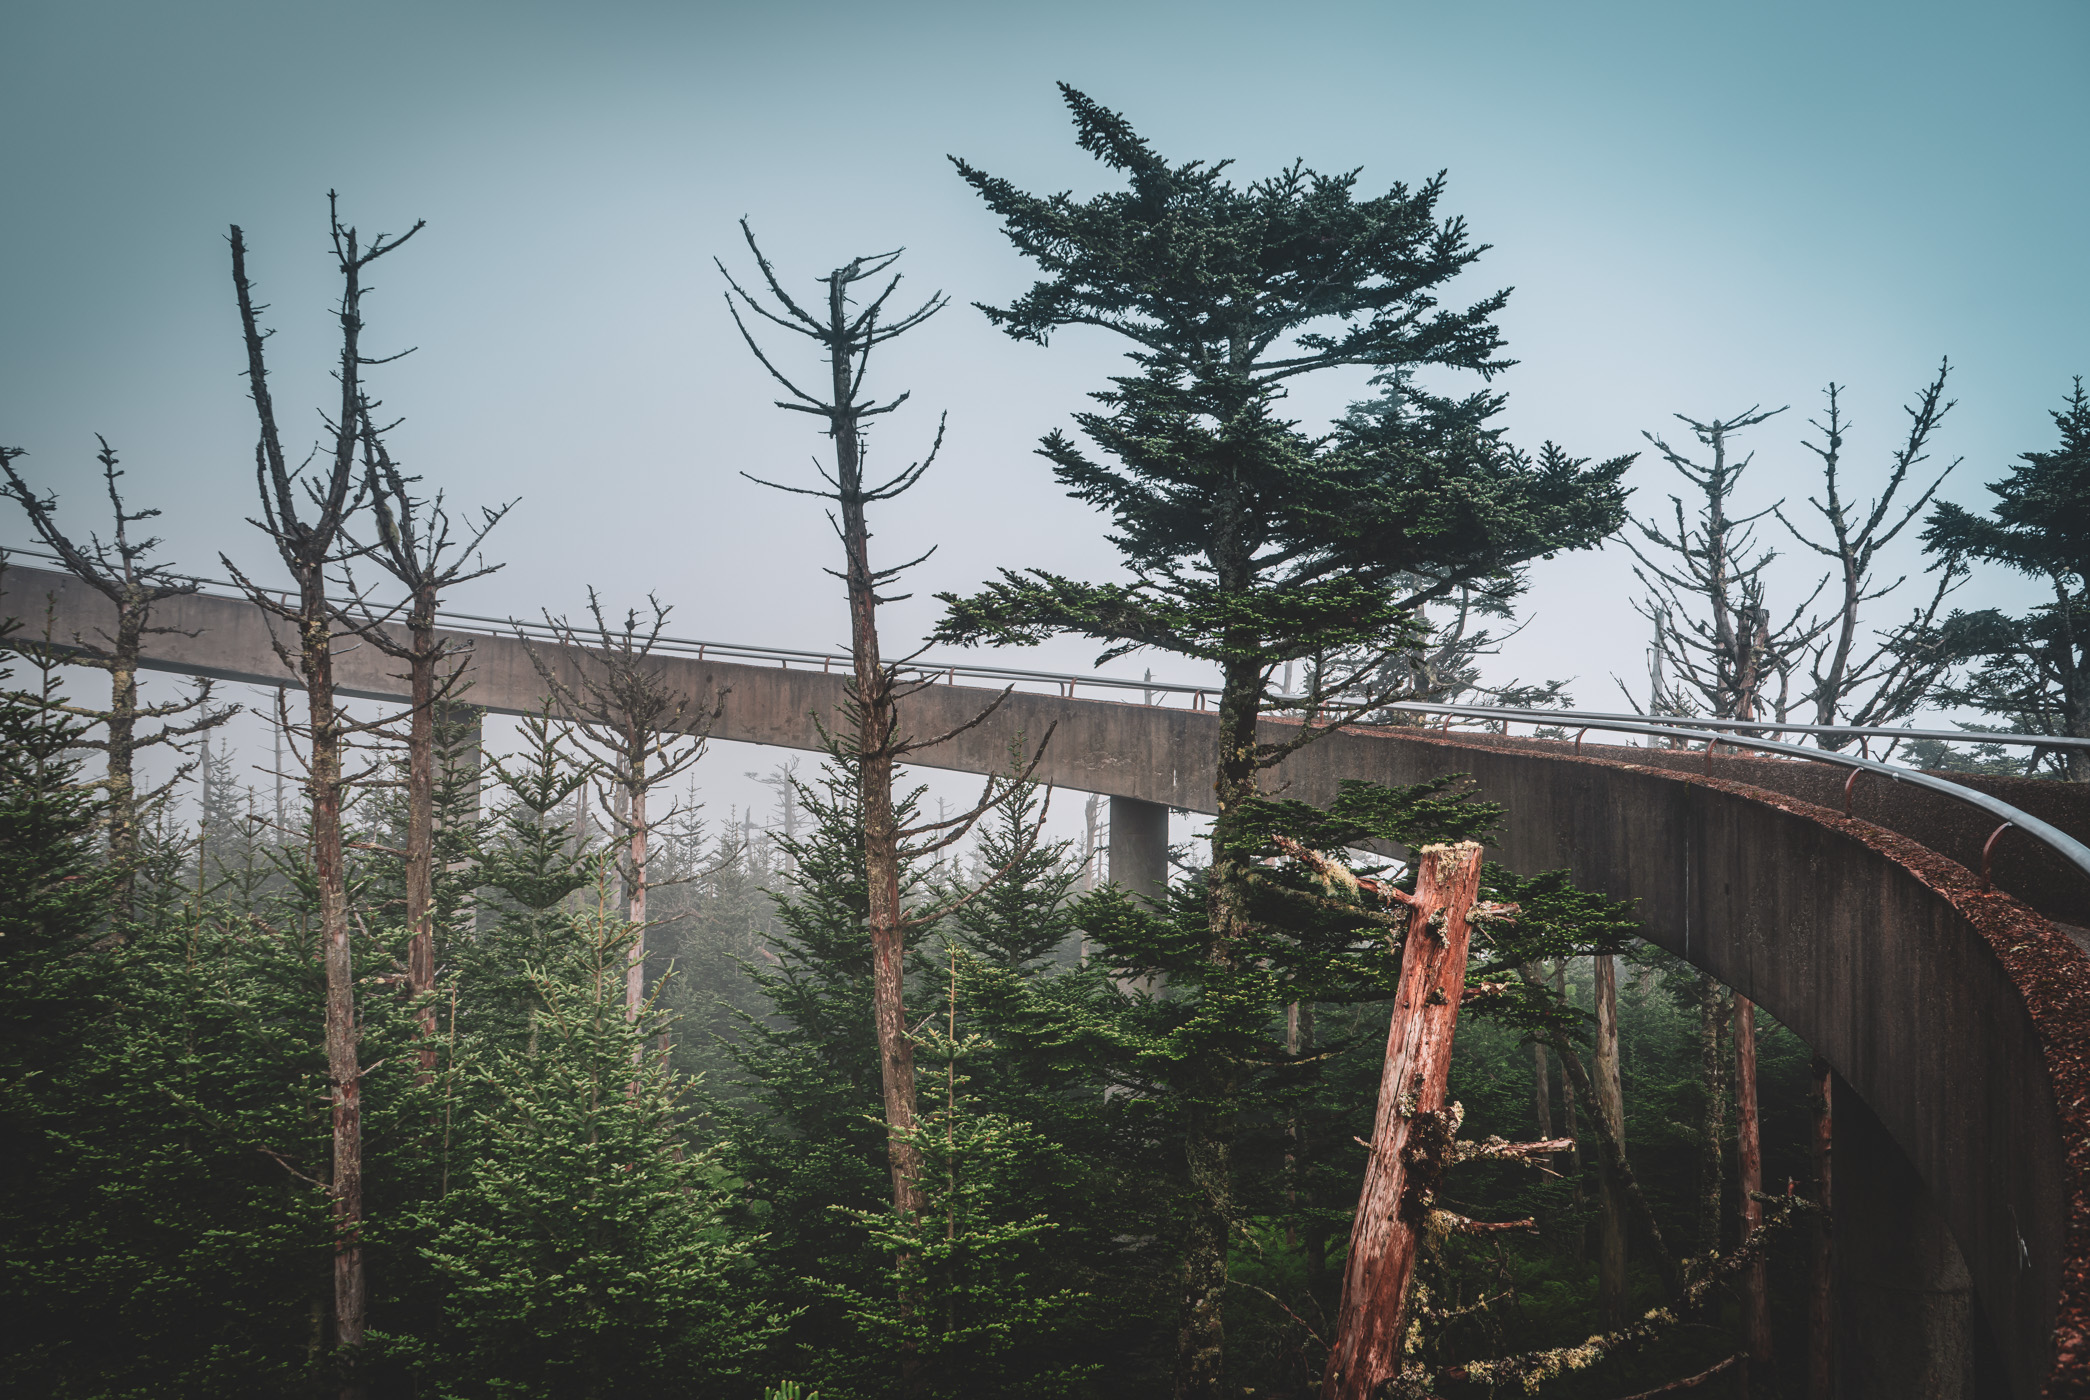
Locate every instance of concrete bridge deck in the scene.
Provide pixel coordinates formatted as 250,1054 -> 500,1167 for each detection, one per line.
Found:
7,558 -> 2090,1398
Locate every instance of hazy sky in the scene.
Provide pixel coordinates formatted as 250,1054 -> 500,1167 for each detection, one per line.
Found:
4,0 -> 2087,828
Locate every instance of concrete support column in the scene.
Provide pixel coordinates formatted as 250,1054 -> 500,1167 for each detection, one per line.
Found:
1106,796 -> 1170,996
1834,1074 -> 1985,1399
1108,795 -> 1170,909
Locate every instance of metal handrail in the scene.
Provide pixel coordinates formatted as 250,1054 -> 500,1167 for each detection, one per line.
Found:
1374,700 -> 2090,890
1344,700 -> 2090,753
8,541 -> 2084,742
0,546 -> 1217,700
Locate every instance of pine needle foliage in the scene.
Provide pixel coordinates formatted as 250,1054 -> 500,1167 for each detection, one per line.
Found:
1923,379 -> 2090,776
399,865 -> 777,1398
939,93 -> 1635,1389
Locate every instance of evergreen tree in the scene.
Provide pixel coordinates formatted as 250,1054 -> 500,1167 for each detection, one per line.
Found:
1923,378 -> 2090,777
655,790 -> 780,1087
937,87 -> 1633,1394
471,705 -> 599,1053
711,753 -> 920,1393
939,767 -> 1082,973
400,864 -> 777,1398
824,947 -> 1099,1400
0,618 -> 120,1387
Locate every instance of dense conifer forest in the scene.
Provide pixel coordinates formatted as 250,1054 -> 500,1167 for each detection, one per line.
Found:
3,86 -> 2086,1400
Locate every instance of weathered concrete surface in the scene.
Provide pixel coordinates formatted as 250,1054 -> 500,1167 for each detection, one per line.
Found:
9,561 -> 2090,1397
1381,730 -> 2090,926
1836,1072 -> 2015,1399
1107,796 -> 1170,908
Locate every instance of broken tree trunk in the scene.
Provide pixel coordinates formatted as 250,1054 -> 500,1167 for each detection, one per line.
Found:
1736,994 -> 1772,1371
1320,840 -> 1485,1400
1595,952 -> 1630,1326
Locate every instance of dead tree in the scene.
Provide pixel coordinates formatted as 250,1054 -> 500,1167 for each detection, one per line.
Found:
1441,1193 -> 1815,1395
1695,973 -> 1732,1254
220,194 -> 422,1385
1626,406 -> 1824,1356
1,439 -> 228,916
526,592 -> 717,1017
1625,406 -> 1828,724
1778,364 -> 1965,746
1593,952 -> 1629,1325
1735,995 -> 1772,1370
351,411 -> 509,1070
1321,841 -> 1485,1400
720,222 -> 1048,1235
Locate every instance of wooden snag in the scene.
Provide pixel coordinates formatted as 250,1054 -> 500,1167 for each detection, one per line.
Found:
1809,1054 -> 1834,1400
1595,951 -> 1630,1325
1735,994 -> 1772,1369
1321,840 -> 1485,1400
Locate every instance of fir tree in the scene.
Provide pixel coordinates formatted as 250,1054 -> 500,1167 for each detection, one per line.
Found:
654,787 -> 779,1087
712,755 -> 903,1392
939,767 -> 1082,973
938,86 -> 1632,1394
0,617 -> 120,1386
401,864 -> 776,1398
1923,378 -> 2090,776
824,946 -> 1099,1400
471,705 -> 598,1053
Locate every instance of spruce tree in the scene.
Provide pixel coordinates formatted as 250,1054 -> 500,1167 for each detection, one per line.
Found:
402,865 -> 776,1398
939,767 -> 1082,973
711,752 -> 925,1393
0,617 -> 119,1387
471,705 -> 598,1052
823,946 -> 1099,1400
1923,378 -> 2090,777
938,86 -> 1632,1395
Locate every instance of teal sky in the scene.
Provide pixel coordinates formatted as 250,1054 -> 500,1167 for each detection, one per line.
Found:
4,0 -> 2086,721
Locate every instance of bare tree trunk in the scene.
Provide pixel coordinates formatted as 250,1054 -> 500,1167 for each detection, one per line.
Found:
837,434 -> 922,1225
1595,952 -> 1630,1326
1549,1032 -> 1682,1297
405,607 -> 438,1078
1809,1055 -> 1833,1400
1321,841 -> 1485,1400
104,623 -> 141,911
1699,977 -> 1732,1253
1736,994 -> 1771,1372
625,753 -> 649,1014
1529,965 -> 1553,1141
302,600 -> 365,1366
1559,959 -> 1584,1241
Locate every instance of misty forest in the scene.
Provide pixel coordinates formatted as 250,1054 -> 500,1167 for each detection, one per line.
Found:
6,85 -> 2090,1400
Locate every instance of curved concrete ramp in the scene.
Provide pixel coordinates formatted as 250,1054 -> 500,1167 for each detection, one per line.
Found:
7,561 -> 2090,1396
